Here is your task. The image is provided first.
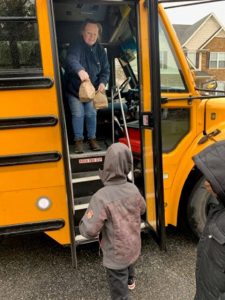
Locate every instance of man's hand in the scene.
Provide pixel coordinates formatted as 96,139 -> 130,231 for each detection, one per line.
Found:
78,70 -> 89,81
98,83 -> 106,93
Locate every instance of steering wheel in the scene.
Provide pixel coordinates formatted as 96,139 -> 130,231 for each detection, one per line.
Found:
113,77 -> 131,100
119,77 -> 131,93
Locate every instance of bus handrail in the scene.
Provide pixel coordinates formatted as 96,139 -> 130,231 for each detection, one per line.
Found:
111,85 -> 134,183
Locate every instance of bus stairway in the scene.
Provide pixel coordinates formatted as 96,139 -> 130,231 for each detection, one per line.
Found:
69,147 -> 148,246
69,149 -> 105,245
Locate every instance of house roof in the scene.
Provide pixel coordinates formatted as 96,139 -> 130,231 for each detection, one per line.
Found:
173,14 -> 210,45
173,24 -> 190,44
200,27 -> 224,50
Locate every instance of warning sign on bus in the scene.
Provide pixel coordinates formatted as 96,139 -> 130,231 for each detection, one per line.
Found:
79,157 -> 103,164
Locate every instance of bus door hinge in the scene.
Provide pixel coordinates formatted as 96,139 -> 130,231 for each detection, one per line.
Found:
141,112 -> 154,129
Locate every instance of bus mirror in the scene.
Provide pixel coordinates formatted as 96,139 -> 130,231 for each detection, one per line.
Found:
203,80 -> 217,90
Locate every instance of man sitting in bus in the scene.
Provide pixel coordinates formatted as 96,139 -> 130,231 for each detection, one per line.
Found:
65,19 -> 110,154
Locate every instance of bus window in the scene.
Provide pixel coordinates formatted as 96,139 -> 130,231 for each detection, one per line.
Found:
117,37 -> 138,89
161,108 -> 190,152
159,16 -> 187,93
0,0 -> 42,76
158,16 -> 190,152
115,58 -> 130,90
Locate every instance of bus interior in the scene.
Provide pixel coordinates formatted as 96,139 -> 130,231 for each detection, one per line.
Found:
52,1 -> 193,234
53,1 -> 140,150
53,1 -> 191,162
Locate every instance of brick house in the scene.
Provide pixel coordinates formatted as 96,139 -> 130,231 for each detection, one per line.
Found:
173,13 -> 225,91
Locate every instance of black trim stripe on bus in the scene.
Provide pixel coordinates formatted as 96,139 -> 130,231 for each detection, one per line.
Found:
0,116 -> 58,130
0,16 -> 37,22
0,151 -> 62,167
0,219 -> 65,236
0,77 -> 53,90
147,0 -> 166,250
48,0 -> 77,267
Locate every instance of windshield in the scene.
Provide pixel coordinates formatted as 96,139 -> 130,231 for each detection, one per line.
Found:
118,15 -> 187,93
159,16 -> 187,92
118,36 -> 138,88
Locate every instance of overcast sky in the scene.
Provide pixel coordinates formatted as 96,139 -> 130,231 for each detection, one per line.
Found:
164,1 -> 225,26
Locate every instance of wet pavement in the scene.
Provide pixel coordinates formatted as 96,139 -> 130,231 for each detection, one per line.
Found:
0,226 -> 197,300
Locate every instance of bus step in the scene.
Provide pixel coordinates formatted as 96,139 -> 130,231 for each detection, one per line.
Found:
72,170 -> 100,183
74,203 -> 89,211
75,234 -> 99,245
72,171 -> 103,198
70,151 -> 105,173
73,196 -> 90,226
141,221 -> 147,230
74,195 -> 91,206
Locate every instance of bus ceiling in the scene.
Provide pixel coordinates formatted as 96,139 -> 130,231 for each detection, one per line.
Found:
53,1 -> 136,47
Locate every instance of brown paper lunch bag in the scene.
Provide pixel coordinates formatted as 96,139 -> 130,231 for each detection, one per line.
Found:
79,80 -> 96,102
93,91 -> 108,110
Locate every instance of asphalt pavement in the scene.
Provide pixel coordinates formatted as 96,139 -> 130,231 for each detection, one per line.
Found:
0,226 -> 197,300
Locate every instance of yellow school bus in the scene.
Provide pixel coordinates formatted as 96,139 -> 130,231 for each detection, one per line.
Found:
1,0 -> 225,266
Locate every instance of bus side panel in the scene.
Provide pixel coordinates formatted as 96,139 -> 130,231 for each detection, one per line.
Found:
164,128 -> 225,227
0,0 -> 71,245
0,91 -> 71,245
1,187 -> 69,244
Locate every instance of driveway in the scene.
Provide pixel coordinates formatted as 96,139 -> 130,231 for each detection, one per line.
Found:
0,226 -> 197,300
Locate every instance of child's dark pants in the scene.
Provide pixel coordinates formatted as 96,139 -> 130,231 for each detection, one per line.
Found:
106,265 -> 135,300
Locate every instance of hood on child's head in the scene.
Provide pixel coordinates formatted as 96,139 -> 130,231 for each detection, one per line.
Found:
99,142 -> 132,185
192,140 -> 225,204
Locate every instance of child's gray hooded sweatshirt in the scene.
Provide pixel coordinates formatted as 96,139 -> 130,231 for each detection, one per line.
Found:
79,142 -> 146,269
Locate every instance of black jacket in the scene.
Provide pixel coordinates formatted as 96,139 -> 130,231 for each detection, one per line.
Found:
193,141 -> 225,300
65,37 -> 110,97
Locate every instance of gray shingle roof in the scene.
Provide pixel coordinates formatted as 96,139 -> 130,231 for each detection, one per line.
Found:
173,14 -> 211,45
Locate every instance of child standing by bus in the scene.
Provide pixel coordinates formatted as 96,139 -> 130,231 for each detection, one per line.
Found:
193,141 -> 225,300
79,143 -> 146,299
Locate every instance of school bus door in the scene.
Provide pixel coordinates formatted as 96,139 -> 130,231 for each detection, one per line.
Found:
139,0 -> 166,248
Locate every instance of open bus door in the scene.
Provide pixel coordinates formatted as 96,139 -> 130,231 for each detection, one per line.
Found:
139,0 -> 166,249
49,0 -> 167,252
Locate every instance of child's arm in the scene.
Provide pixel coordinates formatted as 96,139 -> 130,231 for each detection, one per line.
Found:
79,194 -> 107,239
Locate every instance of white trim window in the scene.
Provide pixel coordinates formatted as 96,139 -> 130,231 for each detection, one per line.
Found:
209,52 -> 225,69
186,51 -> 197,67
160,51 -> 168,69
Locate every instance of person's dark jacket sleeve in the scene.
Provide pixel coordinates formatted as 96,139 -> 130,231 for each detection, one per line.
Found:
79,194 -> 107,239
65,43 -> 84,75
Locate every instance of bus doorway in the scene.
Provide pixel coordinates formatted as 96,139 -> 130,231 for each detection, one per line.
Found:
51,0 -> 165,249
53,1 -> 140,150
